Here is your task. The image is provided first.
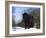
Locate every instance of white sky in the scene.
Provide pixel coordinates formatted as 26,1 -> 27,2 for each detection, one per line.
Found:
12,7 -> 40,24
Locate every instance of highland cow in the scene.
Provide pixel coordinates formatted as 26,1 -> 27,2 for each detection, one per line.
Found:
23,13 -> 34,29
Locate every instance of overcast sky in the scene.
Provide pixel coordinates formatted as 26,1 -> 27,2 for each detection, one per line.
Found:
12,7 -> 40,24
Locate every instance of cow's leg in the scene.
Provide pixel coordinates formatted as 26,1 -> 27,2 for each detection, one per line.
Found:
28,24 -> 30,29
25,22 -> 27,29
28,22 -> 30,29
28,26 -> 30,29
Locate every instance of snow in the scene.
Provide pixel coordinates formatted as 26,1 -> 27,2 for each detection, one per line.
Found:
12,27 -> 40,34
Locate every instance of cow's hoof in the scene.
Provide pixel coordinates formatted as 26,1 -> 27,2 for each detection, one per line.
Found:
25,28 -> 27,29
28,28 -> 30,29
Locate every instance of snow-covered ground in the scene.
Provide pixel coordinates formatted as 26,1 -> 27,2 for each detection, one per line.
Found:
12,27 -> 41,34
